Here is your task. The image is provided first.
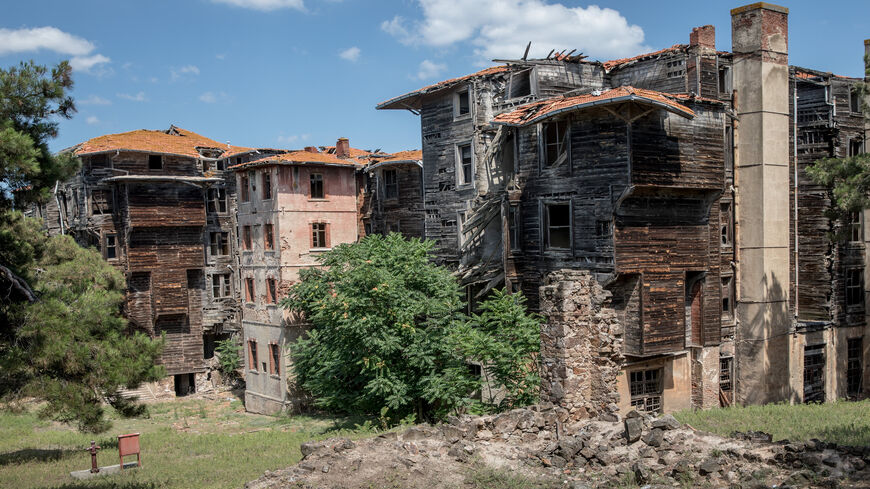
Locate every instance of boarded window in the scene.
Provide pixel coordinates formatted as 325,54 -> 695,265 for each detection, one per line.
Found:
846,267 -> 864,308
455,89 -> 470,117
245,277 -> 255,303
595,220 -> 612,239
311,223 -> 328,248
543,121 -> 569,167
91,189 -> 113,215
457,143 -> 473,186
544,203 -> 570,250
262,171 -> 272,200
266,278 -> 277,304
383,169 -> 398,199
212,273 -> 231,298
248,340 -> 258,371
210,231 -> 229,256
629,368 -> 662,413
721,275 -> 734,322
243,225 -> 252,251
847,337 -> 863,398
803,344 -> 825,403
264,224 -> 274,251
269,343 -> 281,375
310,173 -> 324,199
240,174 -> 250,202
104,233 -> 117,259
208,188 -> 228,213
148,154 -> 163,170
508,69 -> 532,99
509,204 -> 521,251
721,202 -> 733,247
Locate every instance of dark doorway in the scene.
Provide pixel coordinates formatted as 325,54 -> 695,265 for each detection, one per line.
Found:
174,373 -> 196,397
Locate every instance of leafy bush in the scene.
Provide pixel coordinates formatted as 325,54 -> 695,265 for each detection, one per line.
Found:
282,233 -> 542,422
215,337 -> 242,376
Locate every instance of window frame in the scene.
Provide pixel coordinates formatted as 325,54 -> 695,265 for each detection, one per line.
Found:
209,231 -> 229,257
383,169 -> 399,200
847,337 -> 863,398
541,120 -> 570,169
248,340 -> 258,372
311,222 -> 329,249
261,171 -> 272,200
242,225 -> 252,251
508,204 -> 521,252
104,233 -> 118,260
244,277 -> 255,303
850,87 -> 862,114
207,187 -> 228,214
721,202 -> 734,249
239,174 -> 250,202
266,277 -> 277,304
310,172 -> 325,199
506,69 -> 534,100
721,275 -> 735,322
91,189 -> 114,215
542,201 -> 572,252
453,86 -> 471,119
212,273 -> 231,299
264,223 -> 274,251
846,267 -> 864,309
269,342 -> 281,376
148,154 -> 163,170
455,142 -> 474,187
629,368 -> 663,414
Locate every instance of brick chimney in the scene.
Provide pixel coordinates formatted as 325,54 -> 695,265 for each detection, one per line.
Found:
335,137 -> 350,158
304,146 -> 318,153
731,2 -> 791,405
687,25 -> 717,97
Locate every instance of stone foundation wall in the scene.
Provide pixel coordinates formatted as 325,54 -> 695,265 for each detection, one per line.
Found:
538,270 -> 624,420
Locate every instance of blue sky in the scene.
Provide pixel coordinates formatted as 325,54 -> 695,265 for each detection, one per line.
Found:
2,0 -> 868,154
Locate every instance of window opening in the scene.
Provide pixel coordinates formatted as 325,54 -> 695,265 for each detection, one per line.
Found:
312,223 -> 327,248
847,337 -> 863,398
544,203 -> 570,250
212,273 -> 231,298
846,267 -> 864,308
543,121 -> 569,167
310,173 -> 324,199
208,188 -> 228,213
629,368 -> 663,413
210,231 -> 229,256
148,154 -> 163,170
262,171 -> 272,200
383,169 -> 398,199
264,224 -> 274,251
457,144 -> 473,185
803,344 -> 825,403
105,234 -> 117,259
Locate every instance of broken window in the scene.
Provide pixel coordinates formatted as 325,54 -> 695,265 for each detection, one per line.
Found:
310,173 -> 324,199
458,211 -> 468,246
216,158 -> 226,171
721,275 -> 734,322
457,143 -> 473,186
269,343 -> 281,375
851,87 -> 862,114
262,171 -> 272,200
148,154 -> 163,170
595,220 -> 612,239
210,231 -> 229,256
248,171 -> 257,198
508,69 -> 532,99
104,233 -> 117,260
91,189 -> 113,215
847,337 -> 863,398
509,204 -> 521,252
629,368 -> 663,413
243,225 -> 252,251
266,278 -> 277,304
719,357 -> 733,393
383,169 -> 398,199
90,154 -> 108,168
803,344 -> 825,403
718,66 -> 732,93
311,223 -> 328,248
850,139 -> 864,157
455,89 -> 470,117
208,187 -> 228,214
846,267 -> 864,308
543,121 -> 569,167
264,224 -> 274,251
248,340 -> 258,371
847,211 -> 862,242
721,202 -> 733,248
245,277 -> 255,303
212,273 -> 231,298
544,203 -> 571,250
240,174 -> 250,202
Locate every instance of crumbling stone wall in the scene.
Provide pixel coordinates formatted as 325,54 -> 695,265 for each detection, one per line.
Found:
538,270 -> 624,420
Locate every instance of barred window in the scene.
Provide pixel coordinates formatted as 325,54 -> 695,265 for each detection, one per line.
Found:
629,368 -> 663,413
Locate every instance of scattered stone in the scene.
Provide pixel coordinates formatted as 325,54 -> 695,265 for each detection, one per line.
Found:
598,412 -> 619,422
300,442 -> 319,458
440,425 -> 466,444
402,427 -> 429,441
642,428 -> 664,447
698,458 -> 721,475
493,411 -> 520,434
651,414 -> 681,430
631,461 -> 650,483
476,429 -> 493,441
624,417 -> 643,443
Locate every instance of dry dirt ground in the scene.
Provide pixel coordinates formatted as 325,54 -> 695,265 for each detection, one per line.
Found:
244,406 -> 870,489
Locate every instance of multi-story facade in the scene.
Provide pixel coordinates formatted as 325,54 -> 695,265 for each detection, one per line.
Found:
377,3 -> 869,414
360,150 -> 425,240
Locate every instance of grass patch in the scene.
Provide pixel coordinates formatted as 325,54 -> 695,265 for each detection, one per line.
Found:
674,400 -> 870,446
0,397 -> 377,489
465,464 -> 562,489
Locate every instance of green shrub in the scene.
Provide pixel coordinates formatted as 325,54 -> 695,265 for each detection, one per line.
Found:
215,337 -> 242,376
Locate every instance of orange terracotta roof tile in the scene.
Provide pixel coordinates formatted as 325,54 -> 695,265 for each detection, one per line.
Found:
75,126 -> 228,159
228,150 -> 361,171
377,150 -> 422,163
492,87 -> 694,127
602,44 -> 687,71
322,145 -> 373,158
377,65 -> 510,110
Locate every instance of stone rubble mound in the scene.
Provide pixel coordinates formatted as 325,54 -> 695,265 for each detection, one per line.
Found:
245,404 -> 870,489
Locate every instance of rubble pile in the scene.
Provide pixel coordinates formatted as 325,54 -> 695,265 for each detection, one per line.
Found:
245,404 -> 870,489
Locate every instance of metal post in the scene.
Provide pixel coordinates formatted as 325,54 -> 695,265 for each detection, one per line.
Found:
86,441 -> 101,473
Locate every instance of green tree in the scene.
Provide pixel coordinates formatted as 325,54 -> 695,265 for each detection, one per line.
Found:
806,56 -> 870,227
450,289 -> 542,411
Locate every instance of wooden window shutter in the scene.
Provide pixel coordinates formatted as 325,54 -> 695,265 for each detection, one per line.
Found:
310,223 -> 315,249
325,223 -> 331,248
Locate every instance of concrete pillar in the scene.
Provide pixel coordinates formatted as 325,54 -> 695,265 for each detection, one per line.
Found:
731,3 -> 792,405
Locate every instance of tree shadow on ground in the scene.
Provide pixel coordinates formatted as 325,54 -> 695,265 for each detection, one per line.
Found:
815,423 -> 870,447
0,448 -> 71,466
48,481 -> 158,489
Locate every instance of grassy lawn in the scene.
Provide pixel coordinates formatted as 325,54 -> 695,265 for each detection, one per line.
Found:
0,396 -> 375,489
674,400 -> 870,446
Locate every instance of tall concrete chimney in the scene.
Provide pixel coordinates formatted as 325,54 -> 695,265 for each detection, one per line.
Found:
731,2 -> 792,404
687,25 -> 717,97
335,137 -> 350,158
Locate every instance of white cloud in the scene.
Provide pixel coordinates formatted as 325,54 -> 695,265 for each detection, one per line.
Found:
171,65 -> 200,81
416,59 -> 447,80
79,95 -> 111,106
215,53 -> 226,60
277,134 -> 310,145
211,0 -> 305,11
339,46 -> 361,62
0,26 -> 94,56
199,91 -> 230,103
70,54 -> 111,73
85,116 -> 100,125
382,0 -> 648,61
117,91 -> 147,102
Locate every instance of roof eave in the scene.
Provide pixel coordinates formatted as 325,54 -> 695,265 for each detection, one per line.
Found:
494,94 -> 694,127
230,160 -> 363,171
366,159 -> 423,172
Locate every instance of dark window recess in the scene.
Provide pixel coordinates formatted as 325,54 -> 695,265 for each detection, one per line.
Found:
456,90 -> 470,116
383,169 -> 398,199
721,276 -> 734,321
718,66 -> 732,93
851,88 -> 862,114
208,188 -> 228,213
595,220 -> 612,239
248,340 -> 258,371
850,139 -> 864,157
847,337 -> 863,398
270,343 -> 281,375
388,222 -> 400,234
803,344 -> 825,403
105,234 -> 117,259
248,171 -> 257,197
721,202 -> 733,247
543,121 -> 569,167
719,357 -> 733,392
458,144 -> 473,185
174,373 -> 195,397
264,224 -> 274,251
243,226 -> 252,250
91,189 -> 113,215
310,173 -> 324,199
685,272 -> 704,347
312,223 -> 327,248
846,268 -> 864,308
212,273 -> 230,298
629,368 -> 663,413
210,231 -> 229,256
508,70 -> 532,99
216,158 -> 226,171
266,278 -> 277,304
262,172 -> 272,200
509,204 -> 521,251
240,174 -> 250,202
148,154 -> 163,170
364,221 -> 372,236
847,211 -> 862,242
468,363 -> 482,377
545,203 -> 571,250
245,277 -> 255,302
